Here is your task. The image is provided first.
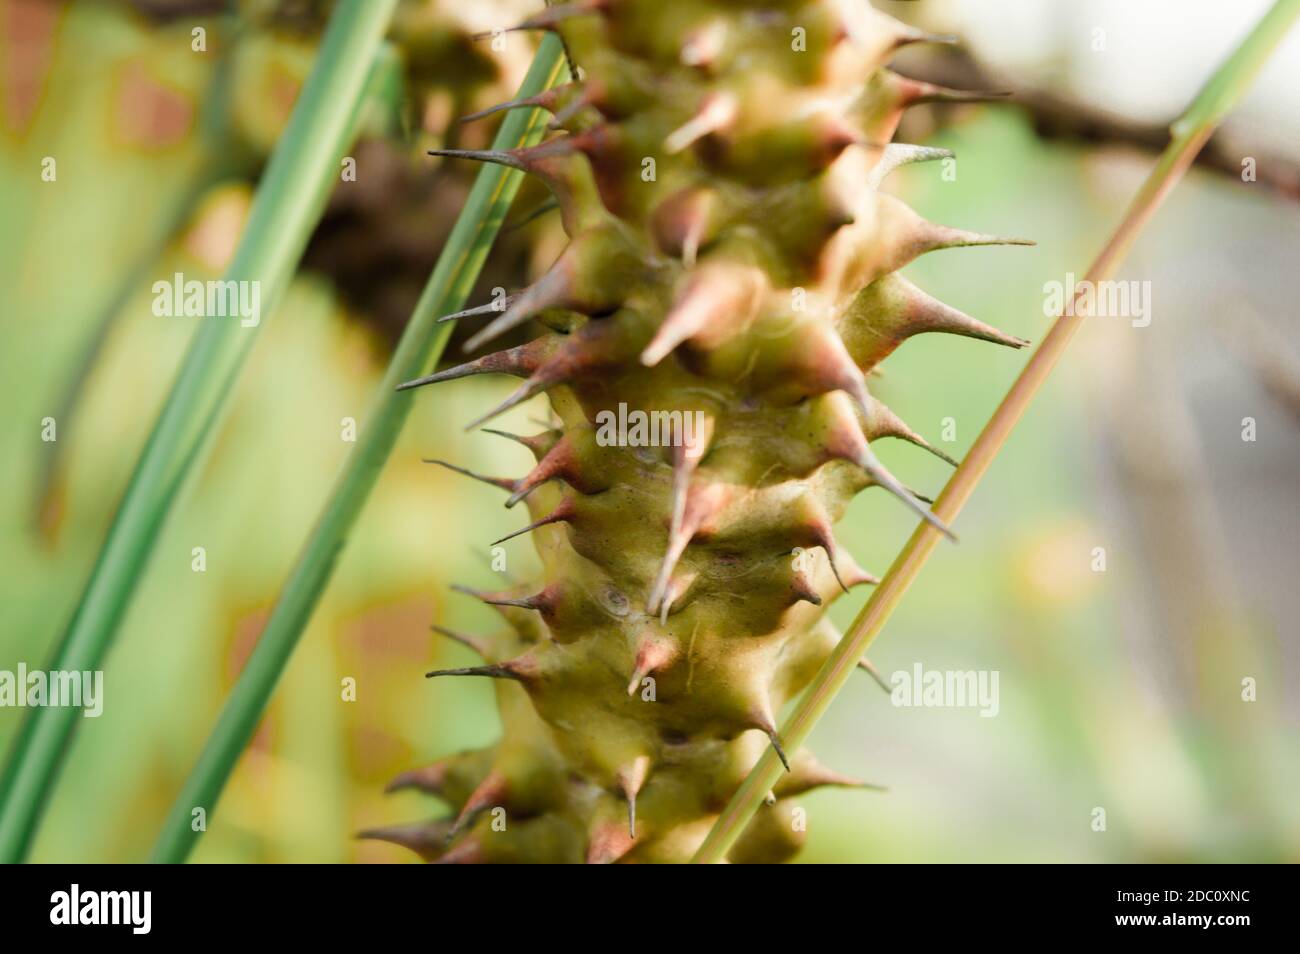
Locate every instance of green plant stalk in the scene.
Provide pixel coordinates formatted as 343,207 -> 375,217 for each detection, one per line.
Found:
692,0 -> 1300,864
0,0 -> 398,863
148,34 -> 571,865
30,13 -> 248,533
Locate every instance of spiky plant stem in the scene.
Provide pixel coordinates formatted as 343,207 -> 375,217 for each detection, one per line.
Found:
361,0 -> 1300,866
373,0 -> 1044,864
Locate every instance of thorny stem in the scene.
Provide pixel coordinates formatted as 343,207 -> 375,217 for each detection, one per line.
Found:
692,0 -> 1300,864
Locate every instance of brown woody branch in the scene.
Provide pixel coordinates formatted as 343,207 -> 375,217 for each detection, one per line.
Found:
895,49 -> 1300,201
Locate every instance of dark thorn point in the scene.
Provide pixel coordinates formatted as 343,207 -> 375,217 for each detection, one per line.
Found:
463,382 -> 542,432
490,506 -> 568,546
430,623 -> 486,657
437,297 -> 517,324
422,458 -> 514,492
765,727 -> 791,773
425,663 -> 518,681
428,147 -> 526,171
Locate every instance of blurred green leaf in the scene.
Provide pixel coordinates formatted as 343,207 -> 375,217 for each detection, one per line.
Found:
149,32 -> 571,865
0,0 -> 400,863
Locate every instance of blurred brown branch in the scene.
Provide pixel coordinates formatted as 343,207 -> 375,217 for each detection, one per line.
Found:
127,0 -> 230,18
896,48 -> 1300,201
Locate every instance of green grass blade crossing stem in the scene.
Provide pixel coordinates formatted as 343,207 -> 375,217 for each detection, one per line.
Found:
0,0 -> 399,863
148,34 -> 571,864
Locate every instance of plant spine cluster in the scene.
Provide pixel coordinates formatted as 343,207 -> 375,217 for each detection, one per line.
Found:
375,0 -> 1030,863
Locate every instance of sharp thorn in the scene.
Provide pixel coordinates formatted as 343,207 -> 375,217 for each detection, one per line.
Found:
464,381 -> 543,432
397,345 -> 536,391
428,147 -> 527,171
437,297 -> 517,324
905,485 -> 935,506
430,623 -> 488,657
355,821 -> 451,860
867,143 -> 954,190
765,726 -> 791,773
397,369 -> 460,392
444,772 -> 507,845
548,92 -> 591,130
879,417 -> 961,468
490,504 -> 570,546
480,427 -> 527,446
463,269 -> 568,353
484,595 -> 536,610
924,443 -> 960,468
504,485 -> 539,508
422,458 -> 514,492
425,663 -> 519,681
858,445 -> 957,542
459,91 -> 553,125
856,658 -> 892,694
932,227 -> 1036,250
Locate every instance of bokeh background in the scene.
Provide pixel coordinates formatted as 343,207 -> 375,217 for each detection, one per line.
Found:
1,0 -> 1297,862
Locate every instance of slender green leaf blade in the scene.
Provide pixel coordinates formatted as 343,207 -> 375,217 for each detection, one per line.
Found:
148,34 -> 570,865
0,0 -> 399,863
